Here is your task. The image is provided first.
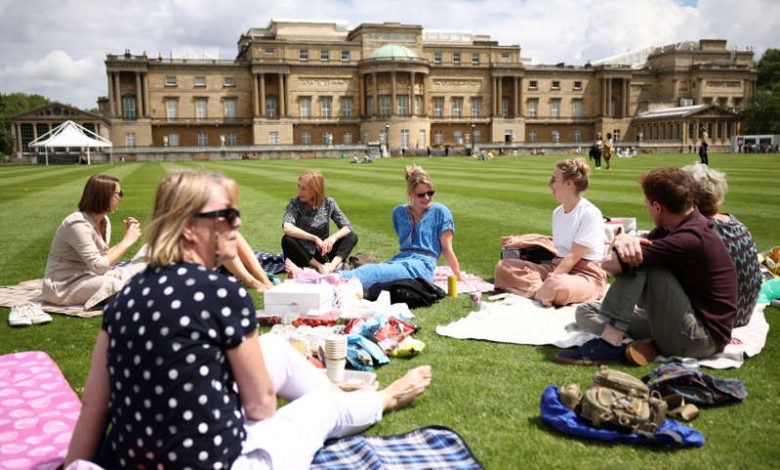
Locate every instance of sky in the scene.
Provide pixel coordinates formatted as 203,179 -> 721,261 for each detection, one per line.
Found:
0,0 -> 777,110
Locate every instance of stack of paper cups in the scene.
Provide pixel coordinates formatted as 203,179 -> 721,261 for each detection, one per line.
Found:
324,334 -> 347,383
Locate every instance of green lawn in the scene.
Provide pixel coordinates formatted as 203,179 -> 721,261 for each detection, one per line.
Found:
1,153 -> 779,468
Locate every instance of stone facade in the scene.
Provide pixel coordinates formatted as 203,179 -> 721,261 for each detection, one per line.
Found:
12,21 -> 757,157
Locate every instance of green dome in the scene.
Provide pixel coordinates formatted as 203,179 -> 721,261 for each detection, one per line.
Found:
367,44 -> 418,60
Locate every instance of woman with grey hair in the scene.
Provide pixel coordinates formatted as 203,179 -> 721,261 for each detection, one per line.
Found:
683,163 -> 761,326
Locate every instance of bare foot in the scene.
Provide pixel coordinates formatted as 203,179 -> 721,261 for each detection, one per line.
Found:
380,365 -> 432,413
284,259 -> 303,279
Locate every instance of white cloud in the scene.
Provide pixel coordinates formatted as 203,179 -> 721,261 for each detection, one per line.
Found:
0,0 -> 776,109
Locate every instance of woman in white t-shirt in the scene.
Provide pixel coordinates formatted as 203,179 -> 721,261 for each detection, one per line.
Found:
494,158 -> 607,306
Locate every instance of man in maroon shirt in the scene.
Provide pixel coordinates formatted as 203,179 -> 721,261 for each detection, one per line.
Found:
556,167 -> 737,365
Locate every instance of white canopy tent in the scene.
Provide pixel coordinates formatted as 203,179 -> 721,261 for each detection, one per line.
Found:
29,120 -> 112,165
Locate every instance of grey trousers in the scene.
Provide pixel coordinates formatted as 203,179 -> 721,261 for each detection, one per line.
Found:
575,266 -> 718,358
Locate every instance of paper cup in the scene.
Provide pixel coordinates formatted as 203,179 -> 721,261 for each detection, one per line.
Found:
325,335 -> 347,359
325,357 -> 346,383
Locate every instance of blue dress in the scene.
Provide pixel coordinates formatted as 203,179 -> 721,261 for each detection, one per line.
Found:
341,203 -> 455,289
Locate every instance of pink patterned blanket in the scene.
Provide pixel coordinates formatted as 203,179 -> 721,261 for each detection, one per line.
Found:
0,351 -> 81,470
433,266 -> 494,294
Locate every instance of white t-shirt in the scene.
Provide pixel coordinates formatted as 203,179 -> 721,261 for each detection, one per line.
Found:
552,197 -> 605,261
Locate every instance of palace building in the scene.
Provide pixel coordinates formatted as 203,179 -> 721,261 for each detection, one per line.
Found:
12,19 -> 757,157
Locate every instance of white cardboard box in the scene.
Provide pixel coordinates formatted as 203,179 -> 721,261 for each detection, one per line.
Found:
264,282 -> 335,315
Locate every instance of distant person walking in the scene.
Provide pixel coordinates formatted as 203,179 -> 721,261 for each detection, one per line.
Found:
699,128 -> 709,165
592,134 -> 603,169
603,132 -> 613,170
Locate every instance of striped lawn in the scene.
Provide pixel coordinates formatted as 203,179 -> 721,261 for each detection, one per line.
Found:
1,153 -> 779,468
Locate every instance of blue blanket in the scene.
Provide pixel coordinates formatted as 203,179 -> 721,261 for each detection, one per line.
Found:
540,385 -> 705,448
311,425 -> 483,469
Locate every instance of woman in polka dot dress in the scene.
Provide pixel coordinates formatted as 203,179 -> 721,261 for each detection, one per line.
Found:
65,171 -> 432,469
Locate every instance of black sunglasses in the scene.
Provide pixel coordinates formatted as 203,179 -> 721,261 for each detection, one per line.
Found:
416,190 -> 436,198
114,190 -> 124,197
194,208 -> 241,227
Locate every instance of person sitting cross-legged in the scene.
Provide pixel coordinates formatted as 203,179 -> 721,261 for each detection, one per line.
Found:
555,167 -> 738,366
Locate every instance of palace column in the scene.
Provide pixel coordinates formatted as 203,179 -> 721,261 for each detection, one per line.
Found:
514,77 -> 520,118
143,73 -> 150,118
135,72 -> 143,118
260,74 -> 266,117
391,71 -> 397,116
497,77 -> 503,117
409,72 -> 414,116
373,73 -> 378,117
278,73 -> 285,117
107,72 -> 115,116
492,77 -> 497,116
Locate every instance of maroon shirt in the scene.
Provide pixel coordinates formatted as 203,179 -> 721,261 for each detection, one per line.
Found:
642,208 -> 737,351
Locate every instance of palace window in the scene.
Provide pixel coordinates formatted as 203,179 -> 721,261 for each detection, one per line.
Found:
414,96 -> 422,115
341,50 -> 350,61
380,96 -> 391,117
434,130 -> 443,145
197,132 -> 208,147
299,49 -> 308,60
320,50 -> 330,61
224,99 -> 236,119
401,129 -> 410,149
125,132 -> 136,148
473,130 -> 481,143
452,98 -> 463,118
551,80 -> 560,90
453,52 -> 461,64
572,99 -> 582,118
224,77 -> 235,87
434,98 -> 443,118
501,97 -> 509,117
266,97 -> 276,118
194,76 -> 207,87
471,98 -> 481,118
528,130 -> 537,142
397,96 -> 408,116
574,81 -> 583,90
341,97 -> 352,118
269,131 -> 279,145
366,97 -> 374,116
528,99 -> 538,118
195,98 -> 207,121
300,97 -> 311,118
551,99 -> 561,118
434,51 -> 442,63
573,130 -> 582,143
226,132 -> 236,146
551,130 -> 560,143
123,97 -> 136,120
167,133 -> 179,147
301,130 -> 312,145
164,76 -> 177,86
264,47 -> 274,54
343,131 -> 353,144
321,97 -> 332,119
323,131 -> 333,145
502,51 -> 510,59
454,130 -> 462,145
166,100 -> 178,119
528,80 -> 538,90
471,53 -> 480,65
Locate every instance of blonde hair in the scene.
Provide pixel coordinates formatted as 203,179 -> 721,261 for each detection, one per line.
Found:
405,165 -> 435,196
682,163 -> 727,216
555,158 -> 591,193
145,171 -> 229,267
299,171 -> 325,208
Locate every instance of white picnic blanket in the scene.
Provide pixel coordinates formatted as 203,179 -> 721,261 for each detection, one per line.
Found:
435,294 -> 770,369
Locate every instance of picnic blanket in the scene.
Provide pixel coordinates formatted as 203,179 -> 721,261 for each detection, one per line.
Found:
0,351 -> 81,470
435,294 -> 770,369
0,280 -> 102,318
433,267 -> 494,294
311,425 -> 483,469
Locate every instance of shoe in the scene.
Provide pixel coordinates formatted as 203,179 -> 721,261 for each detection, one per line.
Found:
8,305 -> 32,326
554,338 -> 627,365
28,304 -> 53,325
625,339 -> 658,366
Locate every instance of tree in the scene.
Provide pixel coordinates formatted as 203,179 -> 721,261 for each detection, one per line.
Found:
0,93 -> 49,156
739,49 -> 780,134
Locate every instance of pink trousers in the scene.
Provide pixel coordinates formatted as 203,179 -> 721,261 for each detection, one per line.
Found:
494,257 -> 606,306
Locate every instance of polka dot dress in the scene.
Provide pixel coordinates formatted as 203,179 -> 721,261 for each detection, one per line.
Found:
100,263 -> 258,468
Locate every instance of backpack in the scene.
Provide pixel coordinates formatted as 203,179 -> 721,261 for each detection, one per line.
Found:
560,366 -> 667,435
364,278 -> 446,308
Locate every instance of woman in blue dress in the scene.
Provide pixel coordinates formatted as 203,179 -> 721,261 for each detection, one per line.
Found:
340,165 -> 462,289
